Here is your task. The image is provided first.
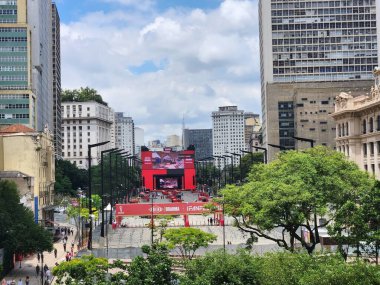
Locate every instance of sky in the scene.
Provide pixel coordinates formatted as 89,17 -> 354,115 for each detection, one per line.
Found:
56,0 -> 261,143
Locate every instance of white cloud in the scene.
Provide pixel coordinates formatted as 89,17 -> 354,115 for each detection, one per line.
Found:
61,0 -> 260,143
100,0 -> 154,11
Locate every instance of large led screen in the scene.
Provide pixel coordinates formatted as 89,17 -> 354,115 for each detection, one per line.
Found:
158,177 -> 179,189
152,151 -> 184,169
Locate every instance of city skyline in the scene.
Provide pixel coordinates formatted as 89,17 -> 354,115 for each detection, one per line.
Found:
57,0 -> 261,142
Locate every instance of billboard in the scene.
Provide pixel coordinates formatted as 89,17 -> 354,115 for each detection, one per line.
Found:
159,177 -> 178,189
116,202 -> 222,216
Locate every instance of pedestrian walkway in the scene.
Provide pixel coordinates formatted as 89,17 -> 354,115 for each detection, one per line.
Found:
3,223 -> 77,285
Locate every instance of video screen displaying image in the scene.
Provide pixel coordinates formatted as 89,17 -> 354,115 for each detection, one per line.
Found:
152,151 -> 184,169
159,177 -> 179,189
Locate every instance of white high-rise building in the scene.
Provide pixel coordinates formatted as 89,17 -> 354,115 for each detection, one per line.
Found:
61,101 -> 113,169
115,112 -> 135,155
134,127 -> 144,156
259,0 -> 380,161
212,106 -> 246,167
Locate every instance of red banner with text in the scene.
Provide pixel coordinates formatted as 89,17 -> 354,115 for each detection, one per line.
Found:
115,202 -> 221,216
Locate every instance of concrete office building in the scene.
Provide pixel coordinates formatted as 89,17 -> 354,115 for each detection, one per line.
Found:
115,112 -> 135,155
166,134 -> 181,148
212,106 -> 246,167
183,128 -> 213,161
52,3 -> 61,158
244,113 -> 261,151
62,101 -> 113,169
259,0 -> 379,161
0,0 -> 54,133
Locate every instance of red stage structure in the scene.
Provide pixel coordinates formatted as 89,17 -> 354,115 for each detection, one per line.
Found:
141,148 -> 196,191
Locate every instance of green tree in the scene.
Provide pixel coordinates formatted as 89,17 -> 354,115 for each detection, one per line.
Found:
0,181 -> 53,272
53,255 -> 113,285
222,146 -> 374,254
163,227 -> 217,260
180,250 -> 260,285
61,87 -> 107,105
329,179 -> 380,262
55,159 -> 88,196
126,244 -> 176,285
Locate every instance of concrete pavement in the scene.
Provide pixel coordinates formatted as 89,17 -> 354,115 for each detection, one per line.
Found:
3,223 -> 77,285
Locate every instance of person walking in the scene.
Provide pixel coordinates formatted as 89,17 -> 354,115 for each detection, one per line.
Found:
17,279 -> 22,285
63,241 -> 66,252
37,252 -> 40,263
35,265 -> 40,277
53,248 -> 57,259
40,253 -> 44,264
24,277 -> 29,285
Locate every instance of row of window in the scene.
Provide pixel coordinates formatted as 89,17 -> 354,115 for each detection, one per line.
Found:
0,46 -> 27,52
362,116 -> 380,134
0,28 -> 26,33
0,113 -> 29,118
0,37 -> 27,42
0,66 -> 27,71
0,85 -> 28,90
0,103 -> 28,109
271,0 -> 375,9
0,9 -> 17,15
0,56 -> 26,62
0,1 -> 17,5
337,122 -> 349,137
0,94 -> 28,99
362,141 -> 380,156
0,75 -> 27,81
272,22 -> 376,31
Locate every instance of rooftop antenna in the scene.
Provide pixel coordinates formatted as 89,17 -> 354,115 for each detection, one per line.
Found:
182,114 -> 185,149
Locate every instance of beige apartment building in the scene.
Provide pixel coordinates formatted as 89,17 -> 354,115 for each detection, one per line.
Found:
332,69 -> 380,179
0,124 -> 55,224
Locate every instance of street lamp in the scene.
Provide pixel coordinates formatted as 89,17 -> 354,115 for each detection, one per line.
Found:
101,148 -> 117,238
268,143 -> 287,151
88,140 -> 109,250
109,149 -> 123,225
223,155 -> 234,184
230,152 -> 242,183
214,155 -> 227,186
292,136 -> 315,148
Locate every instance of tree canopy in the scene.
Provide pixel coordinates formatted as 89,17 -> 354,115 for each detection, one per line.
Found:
222,146 -> 374,254
163,227 -> 217,260
61,87 -> 107,106
0,180 -> 53,273
55,159 -> 88,196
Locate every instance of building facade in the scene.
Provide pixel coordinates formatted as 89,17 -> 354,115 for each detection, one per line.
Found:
332,68 -> 380,179
0,124 -> 55,224
52,3 -> 61,158
183,128 -> 213,161
259,0 -> 379,161
244,112 -> 261,150
115,112 -> 135,155
166,134 -> 181,148
61,101 -> 113,168
212,106 -> 246,167
134,126 -> 144,156
0,0 -> 54,133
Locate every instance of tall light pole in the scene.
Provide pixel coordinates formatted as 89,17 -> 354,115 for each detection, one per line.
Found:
109,149 -> 122,225
223,155 -> 233,184
101,148 -> 117,238
268,143 -> 286,151
230,152 -> 242,183
88,141 -> 109,250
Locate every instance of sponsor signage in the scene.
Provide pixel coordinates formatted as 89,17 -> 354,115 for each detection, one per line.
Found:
116,202 -> 221,216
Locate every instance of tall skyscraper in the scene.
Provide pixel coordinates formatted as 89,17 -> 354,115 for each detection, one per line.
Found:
52,3 -> 61,158
0,0 -> 53,133
183,128 -> 213,161
134,126 -> 144,156
212,106 -> 246,167
115,112 -> 135,155
259,0 -> 379,160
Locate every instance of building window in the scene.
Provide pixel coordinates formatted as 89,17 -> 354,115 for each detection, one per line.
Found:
363,143 -> 367,156
370,142 -> 374,156
363,119 -> 367,134
370,118 -> 374,132
371,164 -> 375,174
338,124 -> 341,137
378,142 -> 380,154
377,116 -> 380,131
364,165 -> 368,171
342,124 -> 345,136
346,122 -> 349,136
